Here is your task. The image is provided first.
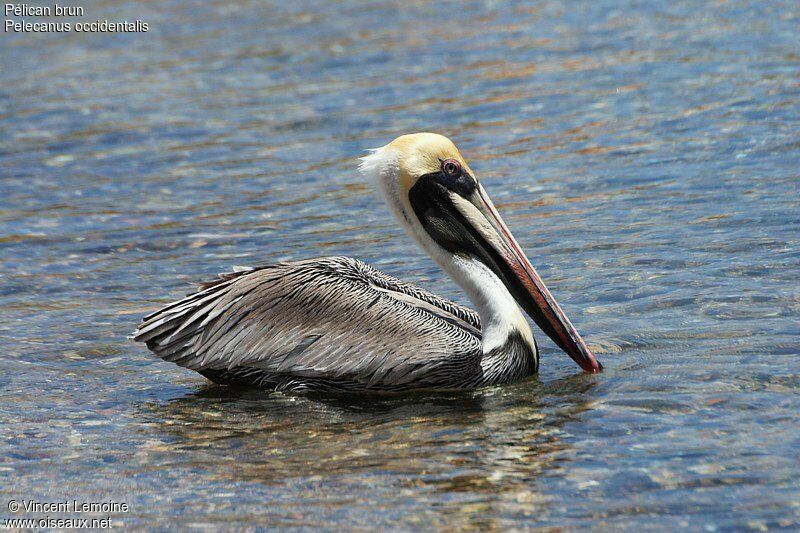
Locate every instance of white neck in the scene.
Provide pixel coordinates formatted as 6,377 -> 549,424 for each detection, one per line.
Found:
412,230 -> 535,356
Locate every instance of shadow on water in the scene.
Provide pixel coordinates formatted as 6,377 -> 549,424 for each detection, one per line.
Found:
134,375 -> 599,501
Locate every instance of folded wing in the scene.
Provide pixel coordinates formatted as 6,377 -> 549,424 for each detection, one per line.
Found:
132,256 -> 482,391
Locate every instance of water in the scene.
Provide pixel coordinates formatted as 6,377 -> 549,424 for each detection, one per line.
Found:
1,0 -> 798,529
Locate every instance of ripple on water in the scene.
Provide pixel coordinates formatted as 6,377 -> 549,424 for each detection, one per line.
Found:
1,0 -> 799,529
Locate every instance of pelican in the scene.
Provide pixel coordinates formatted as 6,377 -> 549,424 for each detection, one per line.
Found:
133,133 -> 601,392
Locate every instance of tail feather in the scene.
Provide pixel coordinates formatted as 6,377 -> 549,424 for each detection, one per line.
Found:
132,266 -> 259,368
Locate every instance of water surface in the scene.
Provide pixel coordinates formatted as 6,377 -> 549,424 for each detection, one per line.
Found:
1,0 -> 798,529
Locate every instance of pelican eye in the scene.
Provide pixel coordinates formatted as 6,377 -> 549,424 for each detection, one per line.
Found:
441,158 -> 461,179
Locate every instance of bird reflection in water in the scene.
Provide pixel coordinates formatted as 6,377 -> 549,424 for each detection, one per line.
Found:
136,374 -> 598,528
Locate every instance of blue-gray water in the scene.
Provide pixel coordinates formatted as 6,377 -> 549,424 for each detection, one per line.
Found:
1,0 -> 798,529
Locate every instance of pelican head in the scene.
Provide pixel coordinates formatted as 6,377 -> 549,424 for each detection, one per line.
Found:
359,132 -> 600,373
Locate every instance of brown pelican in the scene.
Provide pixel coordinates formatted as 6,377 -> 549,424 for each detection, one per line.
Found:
133,133 -> 600,392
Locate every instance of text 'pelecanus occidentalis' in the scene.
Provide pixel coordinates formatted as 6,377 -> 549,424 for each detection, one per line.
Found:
133,133 -> 601,392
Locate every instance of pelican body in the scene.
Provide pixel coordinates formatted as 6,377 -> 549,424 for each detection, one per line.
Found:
133,133 -> 600,392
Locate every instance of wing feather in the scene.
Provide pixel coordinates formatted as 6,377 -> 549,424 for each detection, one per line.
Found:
133,257 -> 482,390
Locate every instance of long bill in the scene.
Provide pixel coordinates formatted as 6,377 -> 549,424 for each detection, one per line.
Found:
448,185 -> 602,373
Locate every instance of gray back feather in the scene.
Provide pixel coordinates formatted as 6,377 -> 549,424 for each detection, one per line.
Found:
133,257 -> 483,390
